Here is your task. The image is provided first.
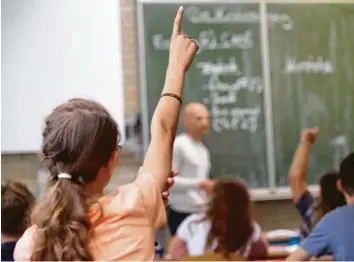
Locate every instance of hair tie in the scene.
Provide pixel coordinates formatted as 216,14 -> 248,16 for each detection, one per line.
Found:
57,173 -> 72,180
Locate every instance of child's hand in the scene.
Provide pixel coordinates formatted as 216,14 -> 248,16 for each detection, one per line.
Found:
162,170 -> 178,207
301,127 -> 319,145
168,6 -> 199,73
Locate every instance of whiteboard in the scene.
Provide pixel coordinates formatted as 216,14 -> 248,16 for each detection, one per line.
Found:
1,0 -> 125,153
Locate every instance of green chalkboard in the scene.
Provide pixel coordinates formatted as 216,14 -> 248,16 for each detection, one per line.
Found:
138,1 -> 354,190
268,4 -> 354,186
139,3 -> 269,188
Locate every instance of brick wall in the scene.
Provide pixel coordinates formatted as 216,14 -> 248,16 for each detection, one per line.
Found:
120,0 -> 140,114
1,0 -> 302,232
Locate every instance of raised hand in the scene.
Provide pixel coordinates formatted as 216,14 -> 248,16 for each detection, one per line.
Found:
301,127 -> 319,145
169,6 -> 199,73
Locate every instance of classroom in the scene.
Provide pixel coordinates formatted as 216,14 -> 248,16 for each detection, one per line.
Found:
1,0 -> 354,261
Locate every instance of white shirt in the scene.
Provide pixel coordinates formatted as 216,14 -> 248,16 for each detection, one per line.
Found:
170,133 -> 210,213
177,213 -> 262,258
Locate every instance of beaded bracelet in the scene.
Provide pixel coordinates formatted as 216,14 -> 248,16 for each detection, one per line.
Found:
160,93 -> 182,104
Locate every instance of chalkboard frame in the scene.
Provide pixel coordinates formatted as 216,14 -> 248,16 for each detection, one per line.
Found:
136,0 -> 352,200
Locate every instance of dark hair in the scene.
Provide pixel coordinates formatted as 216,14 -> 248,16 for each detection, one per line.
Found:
205,177 -> 253,259
319,171 -> 346,215
339,152 -> 354,196
1,181 -> 35,236
30,98 -> 119,261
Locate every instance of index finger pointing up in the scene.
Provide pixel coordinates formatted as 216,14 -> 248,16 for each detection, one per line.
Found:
172,6 -> 184,38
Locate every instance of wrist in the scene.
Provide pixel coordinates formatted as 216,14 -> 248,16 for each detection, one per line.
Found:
167,64 -> 185,77
300,141 -> 312,147
163,66 -> 185,97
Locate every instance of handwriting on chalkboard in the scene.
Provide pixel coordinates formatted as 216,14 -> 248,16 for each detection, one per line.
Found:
184,6 -> 293,31
211,105 -> 261,134
152,29 -> 253,52
197,56 -> 264,134
205,75 -> 263,94
149,6 -> 269,135
196,57 -> 242,76
207,90 -> 262,133
284,56 -> 334,74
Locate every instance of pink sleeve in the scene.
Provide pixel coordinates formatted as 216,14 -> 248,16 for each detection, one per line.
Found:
133,171 -> 167,230
14,226 -> 35,261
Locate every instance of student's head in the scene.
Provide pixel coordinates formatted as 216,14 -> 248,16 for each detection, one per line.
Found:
318,171 -> 346,215
183,103 -> 209,138
337,152 -> 354,202
30,98 -> 120,261
205,177 -> 253,258
1,181 -> 35,240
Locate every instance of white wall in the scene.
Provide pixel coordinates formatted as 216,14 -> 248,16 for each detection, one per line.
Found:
1,0 -> 125,153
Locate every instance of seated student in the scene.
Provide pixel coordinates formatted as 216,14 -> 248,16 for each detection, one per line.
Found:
288,128 -> 345,238
166,177 -> 268,260
1,181 -> 35,261
14,7 -> 199,261
287,152 -> 354,261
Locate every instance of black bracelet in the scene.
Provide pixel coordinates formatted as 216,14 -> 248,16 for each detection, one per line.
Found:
160,93 -> 182,104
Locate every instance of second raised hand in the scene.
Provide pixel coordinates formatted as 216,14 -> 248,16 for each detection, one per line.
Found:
301,127 -> 319,145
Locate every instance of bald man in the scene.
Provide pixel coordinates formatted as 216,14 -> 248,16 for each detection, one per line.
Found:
168,103 -> 214,236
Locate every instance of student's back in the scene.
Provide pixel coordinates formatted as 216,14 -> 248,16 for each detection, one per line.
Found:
287,152 -> 354,261
177,213 -> 263,258
301,204 -> 354,261
167,177 -> 267,260
15,175 -> 165,260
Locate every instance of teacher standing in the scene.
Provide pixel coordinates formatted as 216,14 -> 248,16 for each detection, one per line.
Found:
168,102 -> 214,236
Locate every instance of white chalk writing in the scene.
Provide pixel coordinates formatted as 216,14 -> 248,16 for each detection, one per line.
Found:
205,75 -> 264,94
196,57 -> 242,76
152,30 -> 253,52
210,91 -> 237,106
211,105 -> 261,133
284,56 -> 334,74
197,56 -> 264,134
152,34 -> 169,50
184,6 -> 293,31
